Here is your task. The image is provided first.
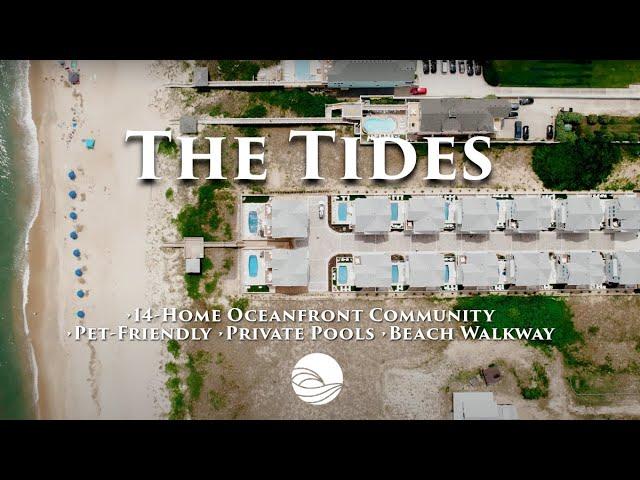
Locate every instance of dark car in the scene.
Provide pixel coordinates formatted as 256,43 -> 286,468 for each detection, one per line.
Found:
467,60 -> 474,76
422,60 -> 429,74
474,62 -> 482,76
514,121 -> 522,139
450,60 -> 456,74
508,111 -> 518,118
519,97 -> 534,105
546,124 -> 554,140
522,125 -> 530,141
430,60 -> 437,73
458,60 -> 465,74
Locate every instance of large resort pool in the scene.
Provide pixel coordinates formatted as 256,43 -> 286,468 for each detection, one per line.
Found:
363,117 -> 397,135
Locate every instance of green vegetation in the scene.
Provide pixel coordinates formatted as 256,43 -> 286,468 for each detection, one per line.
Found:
251,89 -> 339,117
484,60 -> 640,88
184,273 -> 202,300
208,104 -> 224,117
167,339 -> 181,359
453,296 -> 582,357
165,362 -> 179,376
158,135 -> 179,157
174,180 -> 231,240
223,256 -> 234,272
165,187 -> 174,201
532,133 -> 622,190
247,285 -> 269,292
217,60 -> 260,81
242,104 -> 267,118
243,195 -> 269,203
215,352 -> 225,365
185,351 -> 211,402
230,296 -> 249,313
209,390 -> 227,411
516,362 -> 550,400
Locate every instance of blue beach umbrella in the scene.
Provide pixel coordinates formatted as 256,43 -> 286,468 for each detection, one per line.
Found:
74,268 -> 83,277
76,310 -> 85,319
68,170 -> 76,180
69,211 -> 78,220
72,249 -> 81,258
70,231 -> 78,240
68,190 -> 77,199
76,290 -> 85,298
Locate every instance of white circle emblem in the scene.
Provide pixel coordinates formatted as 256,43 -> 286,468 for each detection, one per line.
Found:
291,353 -> 343,405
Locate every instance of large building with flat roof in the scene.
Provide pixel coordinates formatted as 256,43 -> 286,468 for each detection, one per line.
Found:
418,99 -> 512,136
327,60 -> 416,89
453,392 -> 518,420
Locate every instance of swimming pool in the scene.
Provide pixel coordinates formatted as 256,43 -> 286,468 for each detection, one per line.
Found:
295,60 -> 312,81
391,264 -> 399,284
444,265 -> 450,283
338,265 -> 348,284
444,201 -> 449,220
248,255 -> 258,278
391,202 -> 399,221
338,202 -> 348,222
363,117 -> 397,135
248,211 -> 258,234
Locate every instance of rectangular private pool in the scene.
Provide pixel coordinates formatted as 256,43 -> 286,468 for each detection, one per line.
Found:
391,264 -> 399,284
248,211 -> 258,234
337,202 -> 348,222
248,255 -> 258,277
391,202 -> 399,221
337,265 -> 348,285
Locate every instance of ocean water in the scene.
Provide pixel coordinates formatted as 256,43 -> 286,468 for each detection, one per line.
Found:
0,61 -> 38,419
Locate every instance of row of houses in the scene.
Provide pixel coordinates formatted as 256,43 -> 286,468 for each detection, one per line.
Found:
331,250 -> 640,292
331,194 -> 640,235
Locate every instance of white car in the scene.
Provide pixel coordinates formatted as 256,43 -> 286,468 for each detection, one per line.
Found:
318,201 -> 325,219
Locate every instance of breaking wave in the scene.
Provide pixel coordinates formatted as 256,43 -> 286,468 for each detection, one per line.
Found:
291,367 -> 343,405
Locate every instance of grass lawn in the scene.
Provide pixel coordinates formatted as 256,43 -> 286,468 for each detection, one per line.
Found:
484,61 -> 640,88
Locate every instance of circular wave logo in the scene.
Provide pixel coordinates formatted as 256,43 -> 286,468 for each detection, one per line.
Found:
291,353 -> 343,405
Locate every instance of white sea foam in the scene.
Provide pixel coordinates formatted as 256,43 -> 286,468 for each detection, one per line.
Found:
14,60 -> 42,416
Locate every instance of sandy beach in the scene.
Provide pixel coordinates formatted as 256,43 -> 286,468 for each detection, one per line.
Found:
26,60 -> 171,419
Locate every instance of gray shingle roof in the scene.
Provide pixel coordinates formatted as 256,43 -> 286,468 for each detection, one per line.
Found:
271,248 -> 309,286
353,253 -> 391,288
511,196 -> 553,232
327,60 -> 416,85
408,253 -> 445,287
512,252 -> 552,286
614,197 -> 640,231
407,196 -> 445,233
179,116 -> 198,134
610,251 -> 640,285
458,252 -> 500,287
193,67 -> 209,87
419,99 -> 512,134
271,198 -> 309,239
459,197 -> 499,233
562,197 -> 603,232
353,197 -> 390,234
565,251 -> 605,286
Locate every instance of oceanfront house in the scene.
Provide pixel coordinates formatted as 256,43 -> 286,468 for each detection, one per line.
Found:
243,248 -> 310,293
328,193 -> 640,235
242,195 -> 309,241
550,251 -> 607,288
453,392 -> 518,420
604,251 -> 640,287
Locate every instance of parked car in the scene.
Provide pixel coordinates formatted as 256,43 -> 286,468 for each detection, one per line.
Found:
546,124 -> 554,140
519,97 -> 534,105
474,62 -> 482,76
508,111 -> 519,118
523,125 -> 530,140
318,201 -> 325,219
458,60 -> 465,74
441,60 -> 448,74
514,121 -> 523,139
511,102 -> 520,111
467,60 -> 474,76
422,60 -> 429,74
449,60 -> 456,74
430,60 -> 437,73
410,87 -> 427,95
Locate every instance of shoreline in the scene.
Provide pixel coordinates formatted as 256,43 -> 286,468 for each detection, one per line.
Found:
26,60 -> 64,418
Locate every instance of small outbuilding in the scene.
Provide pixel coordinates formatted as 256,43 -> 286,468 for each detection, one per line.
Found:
180,116 -> 198,135
193,67 -> 209,87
